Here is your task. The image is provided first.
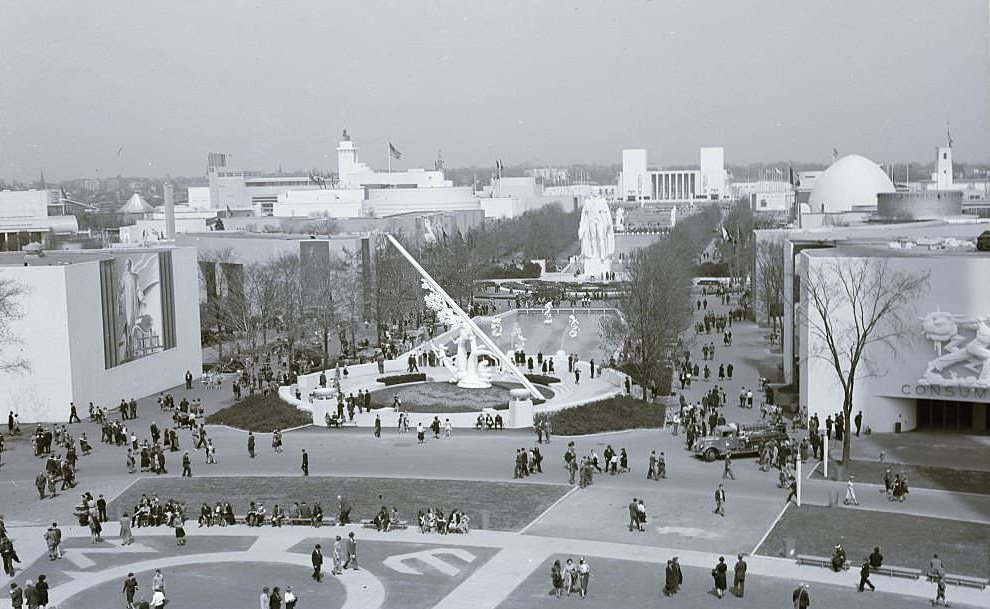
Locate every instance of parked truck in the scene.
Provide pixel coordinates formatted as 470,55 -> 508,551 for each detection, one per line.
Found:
693,421 -> 789,462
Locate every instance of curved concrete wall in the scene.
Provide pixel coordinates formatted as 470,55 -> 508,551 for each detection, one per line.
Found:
877,191 -> 962,220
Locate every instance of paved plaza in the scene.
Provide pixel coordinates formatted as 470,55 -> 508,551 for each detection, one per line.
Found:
1,292 -> 988,608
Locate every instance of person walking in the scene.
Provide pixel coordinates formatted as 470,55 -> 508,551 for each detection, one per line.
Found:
792,583 -> 811,609
844,476 -> 859,505
628,498 -> 641,532
733,553 -> 747,598
311,543 -> 323,581
332,535 -> 344,575
284,585 -> 297,609
34,574 -> 49,609
664,557 -> 684,596
181,451 -> 192,477
932,574 -> 949,606
344,531 -> 359,570
722,451 -> 735,480
9,582 -> 23,609
205,439 -> 217,464
714,484 -> 726,516
551,559 -> 564,598
374,415 -> 381,438
122,572 -> 139,609
120,510 -> 134,545
259,587 -> 270,609
712,556 -> 728,598
577,557 -> 591,599
268,586 -> 281,609
68,403 -> 81,424
247,432 -> 256,458
858,559 -> 876,592
43,524 -> 59,561
301,449 -> 309,476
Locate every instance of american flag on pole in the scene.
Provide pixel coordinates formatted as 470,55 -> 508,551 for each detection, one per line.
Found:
388,142 -> 402,160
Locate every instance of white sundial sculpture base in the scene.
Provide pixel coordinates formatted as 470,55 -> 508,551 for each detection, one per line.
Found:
387,234 -> 544,402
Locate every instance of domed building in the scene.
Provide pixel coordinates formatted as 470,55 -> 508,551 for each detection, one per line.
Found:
808,154 -> 895,213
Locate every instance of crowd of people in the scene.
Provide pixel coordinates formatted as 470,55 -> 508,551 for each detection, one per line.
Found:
415,508 -> 470,534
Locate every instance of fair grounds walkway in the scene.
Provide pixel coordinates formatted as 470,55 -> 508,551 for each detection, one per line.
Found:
1,293 -> 988,607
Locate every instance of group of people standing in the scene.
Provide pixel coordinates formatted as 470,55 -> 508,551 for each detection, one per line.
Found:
550,557 -> 591,598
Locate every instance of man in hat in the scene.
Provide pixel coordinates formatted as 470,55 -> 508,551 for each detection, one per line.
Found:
792,583 -> 811,609
311,543 -> 323,582
9,582 -> 23,609
344,532 -> 359,570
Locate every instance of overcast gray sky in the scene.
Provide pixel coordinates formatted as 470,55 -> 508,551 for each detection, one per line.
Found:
1,0 -> 987,181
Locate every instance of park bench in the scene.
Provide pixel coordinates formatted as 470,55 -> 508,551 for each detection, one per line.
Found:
871,565 -> 921,580
288,516 -> 336,527
795,554 -> 832,569
942,573 -> 989,589
360,518 -> 409,531
234,514 -> 333,527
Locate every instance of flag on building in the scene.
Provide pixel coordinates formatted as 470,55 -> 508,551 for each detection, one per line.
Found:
388,142 -> 402,160
946,122 -> 953,148
496,159 -> 504,172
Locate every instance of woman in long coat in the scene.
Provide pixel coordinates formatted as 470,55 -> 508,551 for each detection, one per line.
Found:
713,556 -> 728,598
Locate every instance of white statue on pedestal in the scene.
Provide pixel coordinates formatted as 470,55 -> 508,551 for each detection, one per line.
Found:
614,207 -> 626,233
511,326 -> 527,352
578,196 -> 615,279
543,301 -> 553,325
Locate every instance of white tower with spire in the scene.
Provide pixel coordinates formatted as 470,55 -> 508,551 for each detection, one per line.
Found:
935,145 -> 953,190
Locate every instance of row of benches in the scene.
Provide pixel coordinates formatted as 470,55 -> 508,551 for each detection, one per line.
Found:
229,515 -> 338,527
796,554 -> 988,589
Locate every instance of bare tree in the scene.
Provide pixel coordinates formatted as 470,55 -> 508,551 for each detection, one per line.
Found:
801,257 -> 928,464
0,277 -> 31,374
602,240 -> 693,400
756,237 -> 785,338
269,253 -> 305,371
334,247 -> 365,358
372,234 -> 421,346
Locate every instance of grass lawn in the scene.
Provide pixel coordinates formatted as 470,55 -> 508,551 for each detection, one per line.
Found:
108,476 -> 570,532
369,381 -> 554,413
206,392 -> 313,432
548,396 -> 665,435
756,504 -> 990,578
812,459 -> 990,495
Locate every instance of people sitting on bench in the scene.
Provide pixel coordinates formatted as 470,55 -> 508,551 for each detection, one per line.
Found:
373,506 -> 391,532
246,502 -> 267,527
271,504 -> 285,527
869,546 -> 883,569
288,502 -> 300,521
831,544 -> 847,571
311,502 -> 324,527
326,413 -> 342,428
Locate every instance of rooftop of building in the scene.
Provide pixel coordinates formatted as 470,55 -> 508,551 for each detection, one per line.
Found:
0,245 -> 181,267
755,216 -> 990,240
802,238 -> 989,259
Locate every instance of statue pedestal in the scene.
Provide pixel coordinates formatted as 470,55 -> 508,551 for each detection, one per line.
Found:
582,257 -> 612,281
457,377 -> 492,389
508,388 -> 534,428
311,388 -> 335,426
